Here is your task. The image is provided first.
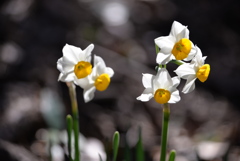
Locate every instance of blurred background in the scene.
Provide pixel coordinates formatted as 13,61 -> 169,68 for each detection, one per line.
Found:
0,0 -> 240,161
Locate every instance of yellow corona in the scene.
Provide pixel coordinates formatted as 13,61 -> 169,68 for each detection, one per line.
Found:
196,64 -> 210,82
154,89 -> 171,104
74,61 -> 92,79
172,38 -> 192,60
94,73 -> 111,91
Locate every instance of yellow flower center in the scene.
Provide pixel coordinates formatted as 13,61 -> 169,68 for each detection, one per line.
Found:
172,38 -> 192,60
196,64 -> 210,82
94,73 -> 111,91
74,61 -> 92,79
154,89 -> 171,104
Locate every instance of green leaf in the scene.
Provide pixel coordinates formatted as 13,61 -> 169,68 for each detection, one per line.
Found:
136,126 -> 144,161
113,131 -> 120,161
168,150 -> 176,161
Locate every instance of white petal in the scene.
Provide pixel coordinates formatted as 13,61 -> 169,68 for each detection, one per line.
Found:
82,44 -> 94,61
182,76 -> 197,94
61,44 -> 83,73
142,73 -> 154,88
61,63 -> 74,75
202,56 -> 207,62
97,63 -> 106,75
171,76 -> 180,88
90,65 -> 98,80
136,88 -> 153,102
105,67 -> 114,77
174,63 -> 196,79
57,56 -> 75,74
156,52 -> 173,65
184,42 -> 197,61
58,72 -> 75,82
58,73 -> 64,81
83,86 -> 96,103
170,21 -> 188,38
57,58 -> 64,73
155,35 -> 175,54
155,68 -> 173,90
62,44 -> 80,64
74,76 -> 93,89
195,46 -> 203,61
61,57 -> 75,72
176,27 -> 189,42
191,46 -> 204,67
94,55 -> 107,74
94,55 -> 106,67
168,90 -> 180,104
93,55 -> 114,78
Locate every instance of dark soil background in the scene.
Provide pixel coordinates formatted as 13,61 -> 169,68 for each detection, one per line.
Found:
0,0 -> 240,161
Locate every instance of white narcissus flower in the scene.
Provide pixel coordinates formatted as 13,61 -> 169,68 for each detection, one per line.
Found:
174,46 -> 210,94
57,44 -> 94,82
137,68 -> 180,104
155,21 -> 196,64
75,55 -> 114,103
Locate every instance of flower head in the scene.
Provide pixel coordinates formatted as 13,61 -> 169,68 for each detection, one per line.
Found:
174,46 -> 210,93
74,55 -> 114,103
137,68 -> 180,104
57,44 -> 94,82
155,21 -> 196,64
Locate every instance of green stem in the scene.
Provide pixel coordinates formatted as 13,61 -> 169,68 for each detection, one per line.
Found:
169,60 -> 184,65
160,103 -> 170,161
66,114 -> 73,161
67,82 -> 80,161
156,64 -> 167,72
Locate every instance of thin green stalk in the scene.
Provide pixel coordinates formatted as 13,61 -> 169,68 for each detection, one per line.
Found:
67,82 -> 80,161
169,60 -> 184,65
156,64 -> 167,72
168,150 -> 176,161
66,114 -> 73,161
160,103 -> 170,161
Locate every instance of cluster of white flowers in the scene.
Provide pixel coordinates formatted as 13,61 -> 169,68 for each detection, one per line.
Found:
137,21 -> 210,105
57,44 -> 114,103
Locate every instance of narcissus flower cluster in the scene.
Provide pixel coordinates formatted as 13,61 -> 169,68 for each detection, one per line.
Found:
137,21 -> 211,105
57,44 -> 114,103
